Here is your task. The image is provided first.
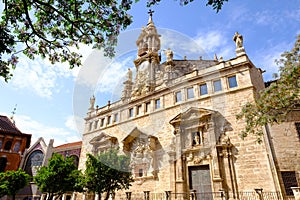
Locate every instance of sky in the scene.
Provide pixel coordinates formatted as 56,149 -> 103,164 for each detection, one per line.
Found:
0,0 -> 299,146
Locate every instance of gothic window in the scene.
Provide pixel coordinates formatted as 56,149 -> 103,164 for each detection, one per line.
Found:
199,83 -> 208,95
25,150 -> 44,176
281,171 -> 298,195
295,122 -> 300,139
4,140 -> 12,151
228,75 -> 238,88
13,141 -> 21,152
213,79 -> 222,92
175,91 -> 182,102
155,99 -> 160,109
69,155 -> 79,168
187,87 -> 194,99
0,157 -> 7,172
0,139 -> 2,149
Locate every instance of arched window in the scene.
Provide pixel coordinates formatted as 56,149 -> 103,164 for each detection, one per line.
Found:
13,141 -> 21,152
69,155 -> 79,168
25,150 -> 44,176
4,140 -> 12,151
0,157 -> 7,172
0,139 -> 3,149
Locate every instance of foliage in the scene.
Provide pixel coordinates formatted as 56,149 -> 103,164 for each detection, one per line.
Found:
147,0 -> 228,11
0,169 -> 30,200
0,0 -> 228,82
84,148 -> 133,200
236,34 -> 300,143
34,153 -> 84,200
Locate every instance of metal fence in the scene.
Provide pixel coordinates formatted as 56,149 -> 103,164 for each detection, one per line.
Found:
114,191 -> 295,200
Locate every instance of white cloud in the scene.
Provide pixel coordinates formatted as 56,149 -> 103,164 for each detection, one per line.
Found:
193,31 -> 235,60
7,44 -> 93,98
251,41 -> 292,81
65,115 -> 85,135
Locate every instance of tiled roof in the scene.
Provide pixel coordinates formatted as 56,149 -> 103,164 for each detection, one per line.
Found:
0,115 -> 22,134
55,141 -> 82,149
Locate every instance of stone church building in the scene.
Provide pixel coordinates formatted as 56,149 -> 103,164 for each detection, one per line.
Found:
79,13 -> 300,200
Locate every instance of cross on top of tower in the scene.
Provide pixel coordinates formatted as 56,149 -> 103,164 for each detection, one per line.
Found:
148,9 -> 154,17
147,9 -> 154,24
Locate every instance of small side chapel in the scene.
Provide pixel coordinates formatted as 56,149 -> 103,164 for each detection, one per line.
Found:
79,12 -> 300,200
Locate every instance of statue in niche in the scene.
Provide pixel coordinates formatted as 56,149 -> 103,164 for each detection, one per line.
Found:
134,142 -> 145,158
233,32 -> 243,48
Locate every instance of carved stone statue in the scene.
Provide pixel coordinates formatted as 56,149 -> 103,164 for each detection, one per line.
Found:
127,68 -> 132,82
89,95 -> 95,110
233,32 -> 243,48
164,48 -> 173,63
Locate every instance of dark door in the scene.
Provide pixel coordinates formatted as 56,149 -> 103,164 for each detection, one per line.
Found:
189,165 -> 213,199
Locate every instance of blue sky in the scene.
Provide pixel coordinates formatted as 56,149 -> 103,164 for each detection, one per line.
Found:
0,0 -> 299,146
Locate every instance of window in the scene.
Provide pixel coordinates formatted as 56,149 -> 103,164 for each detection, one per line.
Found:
129,108 -> 134,118
94,120 -> 98,129
146,102 -> 151,113
295,122 -> 300,139
108,116 -> 112,124
114,113 -> 119,122
228,75 -> 238,88
25,150 -> 44,176
213,80 -> 222,92
199,83 -> 208,95
137,105 -> 142,115
281,171 -> 298,195
4,140 -> 12,151
138,169 -> 143,177
0,139 -> 2,149
89,122 -> 92,131
13,141 -> 21,152
187,87 -> 194,99
100,118 -> 105,127
155,99 -> 160,109
175,91 -> 182,102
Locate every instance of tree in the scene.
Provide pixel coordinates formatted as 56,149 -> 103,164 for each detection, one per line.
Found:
0,169 -> 30,200
84,148 -> 133,200
34,153 -> 84,200
236,34 -> 300,143
0,0 -> 228,82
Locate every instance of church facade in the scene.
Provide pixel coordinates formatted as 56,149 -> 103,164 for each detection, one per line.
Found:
79,14 -> 300,199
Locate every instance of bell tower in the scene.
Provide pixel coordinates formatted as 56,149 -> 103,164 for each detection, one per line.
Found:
131,10 -> 161,98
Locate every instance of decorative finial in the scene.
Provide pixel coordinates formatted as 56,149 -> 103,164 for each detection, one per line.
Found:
10,104 -> 17,124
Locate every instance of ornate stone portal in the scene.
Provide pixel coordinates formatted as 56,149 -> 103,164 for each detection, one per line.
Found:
122,128 -> 159,184
169,107 -> 234,195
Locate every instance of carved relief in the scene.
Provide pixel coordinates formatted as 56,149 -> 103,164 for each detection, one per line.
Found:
122,128 -> 159,182
89,132 -> 118,154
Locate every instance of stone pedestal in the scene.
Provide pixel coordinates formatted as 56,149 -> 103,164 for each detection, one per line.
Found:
291,187 -> 300,200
